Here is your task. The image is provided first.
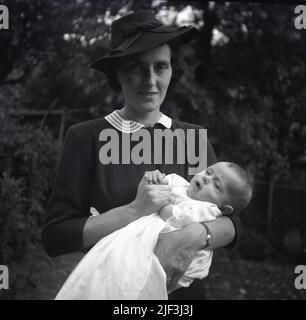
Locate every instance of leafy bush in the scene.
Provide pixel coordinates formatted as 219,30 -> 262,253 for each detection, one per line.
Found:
0,106 -> 59,296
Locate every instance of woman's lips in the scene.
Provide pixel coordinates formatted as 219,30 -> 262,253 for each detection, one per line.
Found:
139,91 -> 158,97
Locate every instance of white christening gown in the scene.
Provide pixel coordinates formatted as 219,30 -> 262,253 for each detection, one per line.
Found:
55,174 -> 221,300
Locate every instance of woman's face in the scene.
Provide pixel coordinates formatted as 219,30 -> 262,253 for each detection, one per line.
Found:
116,44 -> 172,115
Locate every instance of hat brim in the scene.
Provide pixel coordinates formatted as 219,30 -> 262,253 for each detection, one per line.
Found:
89,26 -> 199,73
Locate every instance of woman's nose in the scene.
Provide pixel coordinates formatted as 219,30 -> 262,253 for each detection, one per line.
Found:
143,68 -> 156,86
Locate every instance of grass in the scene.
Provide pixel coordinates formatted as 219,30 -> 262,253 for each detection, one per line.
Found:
5,244 -> 305,300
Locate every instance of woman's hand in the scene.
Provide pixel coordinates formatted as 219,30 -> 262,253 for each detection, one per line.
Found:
144,169 -> 168,185
154,223 -> 206,292
83,171 -> 175,250
129,171 -> 175,218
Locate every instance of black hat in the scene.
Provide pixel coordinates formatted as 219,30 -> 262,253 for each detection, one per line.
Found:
90,10 -> 199,73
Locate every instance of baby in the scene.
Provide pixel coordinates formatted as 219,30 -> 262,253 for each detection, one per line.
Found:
146,161 -> 252,222
144,161 -> 253,288
56,162 -> 252,300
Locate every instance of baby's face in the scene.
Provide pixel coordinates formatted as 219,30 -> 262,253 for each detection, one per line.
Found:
187,162 -> 244,207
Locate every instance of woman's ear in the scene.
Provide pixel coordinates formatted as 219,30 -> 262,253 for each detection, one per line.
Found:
221,205 -> 233,215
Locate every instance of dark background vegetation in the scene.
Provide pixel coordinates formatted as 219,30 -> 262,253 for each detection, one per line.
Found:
0,0 -> 305,299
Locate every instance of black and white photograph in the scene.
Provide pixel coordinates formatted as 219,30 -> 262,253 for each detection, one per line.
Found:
0,0 -> 306,304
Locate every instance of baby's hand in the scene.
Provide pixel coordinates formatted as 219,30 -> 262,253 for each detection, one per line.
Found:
144,170 -> 168,185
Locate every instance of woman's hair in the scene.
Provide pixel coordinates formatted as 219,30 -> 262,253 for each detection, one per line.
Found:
105,41 -> 186,93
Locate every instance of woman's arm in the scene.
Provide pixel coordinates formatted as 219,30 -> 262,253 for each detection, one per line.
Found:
83,178 -> 174,250
42,126 -> 93,256
160,204 -> 236,249
204,216 -> 236,250
155,216 -> 236,291
82,203 -> 140,250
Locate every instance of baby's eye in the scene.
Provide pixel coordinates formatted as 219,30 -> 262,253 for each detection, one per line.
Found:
214,181 -> 220,190
206,168 -> 212,175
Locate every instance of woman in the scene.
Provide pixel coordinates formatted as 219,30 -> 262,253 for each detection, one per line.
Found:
42,10 -> 241,299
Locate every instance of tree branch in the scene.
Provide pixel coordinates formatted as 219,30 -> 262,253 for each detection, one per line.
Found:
0,74 -> 27,86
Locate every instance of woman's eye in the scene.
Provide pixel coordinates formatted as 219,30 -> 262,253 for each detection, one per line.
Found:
123,62 -> 140,71
155,64 -> 168,73
131,64 -> 141,71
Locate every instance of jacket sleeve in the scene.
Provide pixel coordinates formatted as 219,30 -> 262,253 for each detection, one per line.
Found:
42,126 -> 93,257
206,135 -> 242,248
224,213 -> 243,248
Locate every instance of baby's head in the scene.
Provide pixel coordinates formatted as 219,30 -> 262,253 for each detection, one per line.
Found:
187,162 -> 253,215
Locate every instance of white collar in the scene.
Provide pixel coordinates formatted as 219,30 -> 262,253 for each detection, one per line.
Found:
105,110 -> 172,133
